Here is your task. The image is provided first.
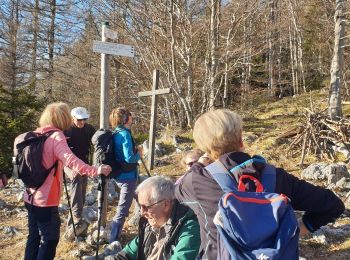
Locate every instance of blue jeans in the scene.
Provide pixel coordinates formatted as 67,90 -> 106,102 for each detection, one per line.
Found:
110,179 -> 137,243
24,203 -> 61,260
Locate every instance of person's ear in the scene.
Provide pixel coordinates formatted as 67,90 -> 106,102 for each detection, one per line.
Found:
164,199 -> 172,208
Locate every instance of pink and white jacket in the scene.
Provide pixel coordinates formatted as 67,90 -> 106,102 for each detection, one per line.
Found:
15,126 -> 99,207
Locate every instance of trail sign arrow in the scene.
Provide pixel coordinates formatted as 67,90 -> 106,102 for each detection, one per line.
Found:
93,40 -> 134,57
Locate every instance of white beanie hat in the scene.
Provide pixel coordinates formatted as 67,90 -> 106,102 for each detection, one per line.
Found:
71,107 -> 90,120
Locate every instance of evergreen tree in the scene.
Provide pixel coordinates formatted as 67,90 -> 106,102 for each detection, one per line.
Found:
0,85 -> 44,176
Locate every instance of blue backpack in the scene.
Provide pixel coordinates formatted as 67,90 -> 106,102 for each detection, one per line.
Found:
205,156 -> 299,260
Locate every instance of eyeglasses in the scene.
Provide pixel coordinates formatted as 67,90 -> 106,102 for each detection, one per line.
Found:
186,161 -> 196,167
139,199 -> 165,212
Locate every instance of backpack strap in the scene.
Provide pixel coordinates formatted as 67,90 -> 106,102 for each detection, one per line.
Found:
260,164 -> 276,192
206,156 -> 277,193
205,160 -> 237,193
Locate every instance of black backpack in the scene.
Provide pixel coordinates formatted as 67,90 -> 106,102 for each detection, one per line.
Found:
92,129 -> 138,177
13,131 -> 58,189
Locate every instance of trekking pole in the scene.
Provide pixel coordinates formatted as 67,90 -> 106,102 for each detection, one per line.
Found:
140,157 -> 151,177
62,171 -> 82,260
95,174 -> 106,259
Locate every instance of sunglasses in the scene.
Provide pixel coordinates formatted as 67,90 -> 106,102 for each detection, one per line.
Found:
77,118 -> 87,122
139,199 -> 165,212
186,161 -> 196,167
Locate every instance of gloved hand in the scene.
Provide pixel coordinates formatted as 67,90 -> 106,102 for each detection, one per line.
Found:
98,164 -> 112,176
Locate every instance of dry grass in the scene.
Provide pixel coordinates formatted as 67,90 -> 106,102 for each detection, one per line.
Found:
1,89 -> 350,259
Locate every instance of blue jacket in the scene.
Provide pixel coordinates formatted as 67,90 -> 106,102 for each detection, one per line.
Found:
113,126 -> 140,180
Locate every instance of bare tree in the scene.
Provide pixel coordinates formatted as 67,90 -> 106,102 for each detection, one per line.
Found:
207,0 -> 220,109
328,0 -> 346,119
0,0 -> 21,91
45,0 -> 56,100
267,0 -> 278,97
7,0 -> 340,130
30,0 -> 40,89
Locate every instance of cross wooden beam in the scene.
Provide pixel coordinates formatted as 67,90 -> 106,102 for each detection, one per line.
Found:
138,69 -> 171,171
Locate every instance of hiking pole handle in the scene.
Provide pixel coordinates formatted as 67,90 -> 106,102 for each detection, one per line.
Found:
140,157 -> 151,177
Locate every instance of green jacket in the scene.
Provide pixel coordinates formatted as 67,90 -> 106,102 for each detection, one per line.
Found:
113,200 -> 200,260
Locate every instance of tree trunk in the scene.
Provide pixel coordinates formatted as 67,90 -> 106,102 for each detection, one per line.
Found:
46,0 -> 56,100
289,23 -> 296,95
267,0 -> 278,97
293,27 -> 299,95
169,0 -> 192,127
31,0 -> 39,90
328,0 -> 346,119
222,13 -> 236,108
9,0 -> 20,92
277,31 -> 282,98
208,0 -> 220,109
288,0 -> 305,93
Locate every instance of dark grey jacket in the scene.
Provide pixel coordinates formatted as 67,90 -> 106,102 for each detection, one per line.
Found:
175,151 -> 345,260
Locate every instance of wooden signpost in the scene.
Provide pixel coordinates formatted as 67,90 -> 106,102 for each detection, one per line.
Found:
93,22 -> 134,129
92,22 -> 135,248
138,69 -> 171,171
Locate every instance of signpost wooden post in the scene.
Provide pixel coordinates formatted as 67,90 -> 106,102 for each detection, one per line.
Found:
99,22 -> 109,129
138,69 -> 171,171
92,22 -> 135,245
92,23 -> 134,129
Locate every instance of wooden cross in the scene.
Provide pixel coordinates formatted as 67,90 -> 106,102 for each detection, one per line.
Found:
138,69 -> 171,171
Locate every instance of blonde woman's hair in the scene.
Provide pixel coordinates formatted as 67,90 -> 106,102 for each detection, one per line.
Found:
39,102 -> 72,130
109,107 -> 132,128
193,109 -> 243,160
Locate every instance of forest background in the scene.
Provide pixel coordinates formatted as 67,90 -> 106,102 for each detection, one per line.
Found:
0,0 -> 349,174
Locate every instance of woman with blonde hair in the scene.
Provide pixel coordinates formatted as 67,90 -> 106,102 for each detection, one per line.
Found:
175,108 -> 344,260
14,102 -> 111,260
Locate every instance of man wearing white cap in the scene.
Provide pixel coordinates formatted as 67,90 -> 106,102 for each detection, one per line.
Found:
64,107 -> 96,240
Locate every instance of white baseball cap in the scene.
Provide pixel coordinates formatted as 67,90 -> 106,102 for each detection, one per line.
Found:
71,107 -> 90,120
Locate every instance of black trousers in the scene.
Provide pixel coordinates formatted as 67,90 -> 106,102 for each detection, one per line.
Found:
24,203 -> 61,260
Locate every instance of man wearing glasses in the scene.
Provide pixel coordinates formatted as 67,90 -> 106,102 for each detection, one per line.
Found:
110,176 -> 200,260
64,107 -> 96,240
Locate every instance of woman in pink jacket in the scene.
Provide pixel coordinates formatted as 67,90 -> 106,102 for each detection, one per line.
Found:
14,102 -> 111,260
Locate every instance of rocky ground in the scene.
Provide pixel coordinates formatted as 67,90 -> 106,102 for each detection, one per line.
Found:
1,142 -> 350,259
1,91 -> 350,259
0,177 -> 138,260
